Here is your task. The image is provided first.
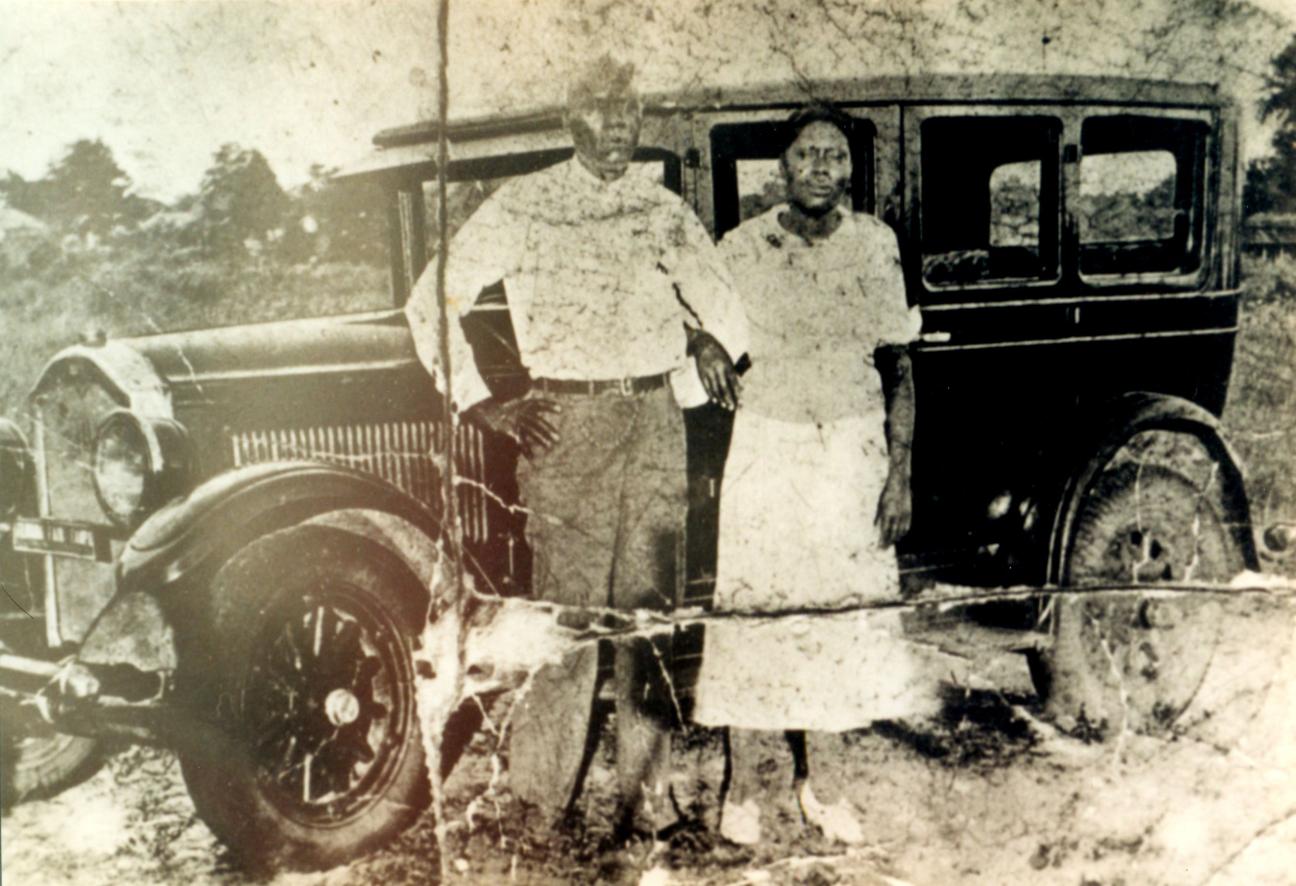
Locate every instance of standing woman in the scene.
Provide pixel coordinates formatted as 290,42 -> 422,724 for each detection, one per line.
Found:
693,105 -> 932,846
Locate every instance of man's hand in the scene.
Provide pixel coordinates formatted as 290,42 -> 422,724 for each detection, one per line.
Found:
463,397 -> 561,459
875,466 -> 912,548
691,330 -> 741,411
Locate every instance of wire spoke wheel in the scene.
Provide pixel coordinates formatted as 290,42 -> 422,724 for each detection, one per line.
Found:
176,525 -> 445,872
246,585 -> 411,826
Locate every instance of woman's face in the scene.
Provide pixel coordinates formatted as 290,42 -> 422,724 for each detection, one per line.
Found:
781,120 -> 851,215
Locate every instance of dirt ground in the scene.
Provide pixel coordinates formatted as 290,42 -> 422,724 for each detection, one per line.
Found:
4,599 -> 1296,886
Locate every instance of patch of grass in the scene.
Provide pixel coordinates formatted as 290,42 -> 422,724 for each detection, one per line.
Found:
0,248 -> 388,419
1226,255 -> 1296,559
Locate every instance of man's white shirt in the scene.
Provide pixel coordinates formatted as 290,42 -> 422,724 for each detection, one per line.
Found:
406,158 -> 749,410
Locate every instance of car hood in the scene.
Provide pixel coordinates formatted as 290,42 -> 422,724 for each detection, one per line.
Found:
124,309 -> 421,391
30,309 -> 428,412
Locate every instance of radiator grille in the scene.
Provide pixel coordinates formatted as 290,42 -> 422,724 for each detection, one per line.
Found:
230,420 -> 490,542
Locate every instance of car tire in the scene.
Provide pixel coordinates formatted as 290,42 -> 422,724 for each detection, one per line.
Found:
1039,462 -> 1246,734
174,523 -> 469,871
0,731 -> 102,808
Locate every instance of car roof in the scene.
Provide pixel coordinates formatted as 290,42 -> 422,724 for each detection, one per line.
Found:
339,74 -> 1226,180
374,74 -> 1224,148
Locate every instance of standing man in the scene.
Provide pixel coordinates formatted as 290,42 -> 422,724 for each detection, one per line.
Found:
405,55 -> 747,841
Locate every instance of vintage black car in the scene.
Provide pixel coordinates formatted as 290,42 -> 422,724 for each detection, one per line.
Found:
0,74 -> 1268,869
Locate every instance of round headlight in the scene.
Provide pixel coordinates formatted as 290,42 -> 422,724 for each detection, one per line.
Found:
93,411 -> 190,528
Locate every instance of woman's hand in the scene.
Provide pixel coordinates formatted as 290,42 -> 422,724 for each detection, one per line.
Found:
875,466 -> 912,548
875,345 -> 915,548
462,397 -> 561,459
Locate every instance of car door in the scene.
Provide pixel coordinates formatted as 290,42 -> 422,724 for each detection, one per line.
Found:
901,101 -> 1232,581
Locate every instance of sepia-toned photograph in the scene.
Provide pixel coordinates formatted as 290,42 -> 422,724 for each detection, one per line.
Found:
3,0 -> 1296,882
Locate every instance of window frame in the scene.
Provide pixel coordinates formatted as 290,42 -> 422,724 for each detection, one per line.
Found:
1074,109 -> 1214,289
905,106 -> 1065,300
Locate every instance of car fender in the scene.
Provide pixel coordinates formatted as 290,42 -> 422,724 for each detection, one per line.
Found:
82,466 -> 450,678
117,461 -> 445,597
302,507 -> 451,625
1044,391 -> 1256,584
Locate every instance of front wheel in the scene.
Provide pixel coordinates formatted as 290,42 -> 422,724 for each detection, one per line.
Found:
175,524 -> 464,871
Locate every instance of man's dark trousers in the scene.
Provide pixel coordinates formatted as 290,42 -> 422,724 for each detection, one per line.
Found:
508,383 -> 686,829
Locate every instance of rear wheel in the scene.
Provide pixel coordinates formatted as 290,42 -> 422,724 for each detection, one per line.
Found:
1042,461 -> 1246,734
175,524 -> 467,871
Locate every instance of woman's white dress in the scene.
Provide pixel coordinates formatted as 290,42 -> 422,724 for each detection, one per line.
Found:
692,207 -> 938,732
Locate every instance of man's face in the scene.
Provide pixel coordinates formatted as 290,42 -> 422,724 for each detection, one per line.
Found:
782,121 -> 852,215
566,82 -> 642,182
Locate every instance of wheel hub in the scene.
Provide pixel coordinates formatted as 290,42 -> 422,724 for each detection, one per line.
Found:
1102,523 -> 1182,584
324,688 -> 362,727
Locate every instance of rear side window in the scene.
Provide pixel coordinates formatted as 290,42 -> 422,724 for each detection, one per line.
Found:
920,116 -> 1061,288
1078,115 -> 1208,279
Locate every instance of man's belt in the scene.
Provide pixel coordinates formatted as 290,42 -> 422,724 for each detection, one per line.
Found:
530,371 -> 672,397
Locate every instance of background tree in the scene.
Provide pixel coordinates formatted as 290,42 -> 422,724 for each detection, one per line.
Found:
0,172 -> 36,215
192,143 -> 289,253
3,139 -> 150,238
1245,34 -> 1296,216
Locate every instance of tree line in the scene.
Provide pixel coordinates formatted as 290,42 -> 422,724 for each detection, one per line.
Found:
1245,34 -> 1296,217
0,140 -> 385,267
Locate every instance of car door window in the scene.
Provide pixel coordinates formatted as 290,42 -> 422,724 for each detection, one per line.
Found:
1078,115 -> 1207,279
920,115 -> 1061,288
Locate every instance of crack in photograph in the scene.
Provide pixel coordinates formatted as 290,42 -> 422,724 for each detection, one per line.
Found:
3,0 -> 1296,883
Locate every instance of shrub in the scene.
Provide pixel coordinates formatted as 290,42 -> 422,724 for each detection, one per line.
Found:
1240,253 -> 1296,305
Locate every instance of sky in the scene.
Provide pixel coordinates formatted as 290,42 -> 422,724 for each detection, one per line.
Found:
1,1 -> 439,200
2,0 -> 1294,203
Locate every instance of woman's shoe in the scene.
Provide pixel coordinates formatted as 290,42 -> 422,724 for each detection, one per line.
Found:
719,797 -> 763,845
795,781 -> 864,845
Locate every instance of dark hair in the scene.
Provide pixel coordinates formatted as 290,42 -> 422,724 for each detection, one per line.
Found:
566,54 -> 637,108
782,103 -> 856,154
